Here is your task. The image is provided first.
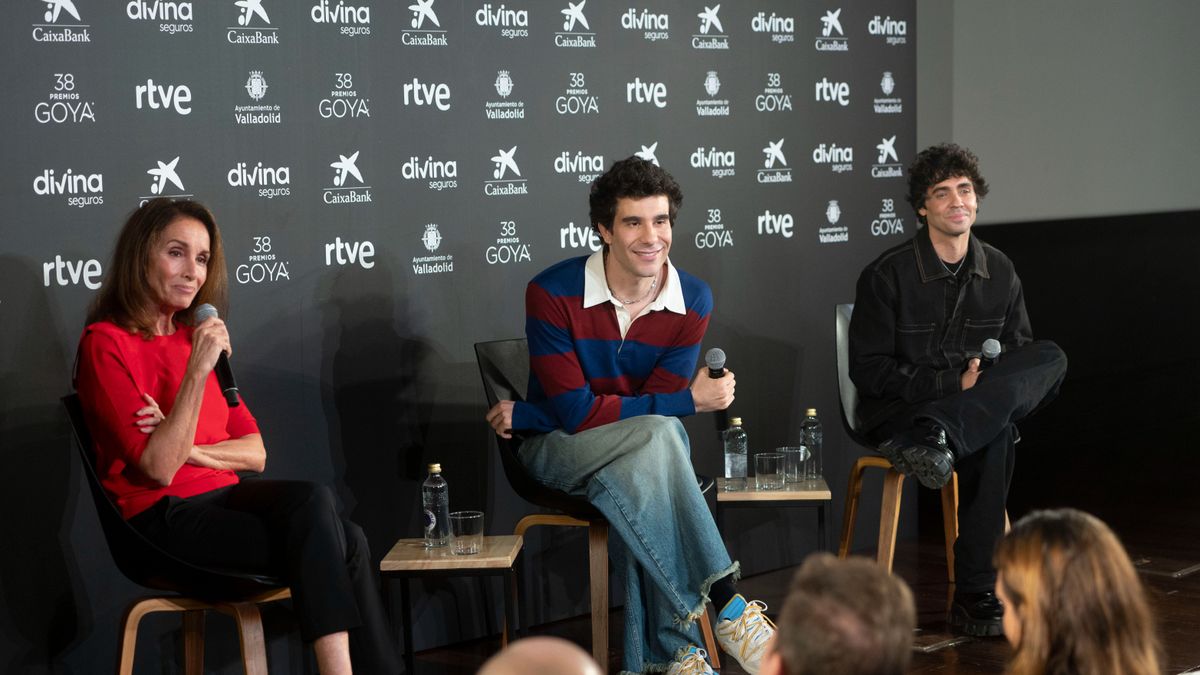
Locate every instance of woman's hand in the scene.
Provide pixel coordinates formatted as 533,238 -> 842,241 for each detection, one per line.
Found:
135,392 -> 164,434
186,316 -> 231,377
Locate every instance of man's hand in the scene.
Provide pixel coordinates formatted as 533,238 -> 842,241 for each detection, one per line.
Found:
486,401 -> 515,439
690,367 -> 735,413
961,358 -> 981,391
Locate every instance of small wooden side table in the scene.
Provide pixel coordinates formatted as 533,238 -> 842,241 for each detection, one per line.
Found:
380,535 -> 523,675
715,477 -> 832,554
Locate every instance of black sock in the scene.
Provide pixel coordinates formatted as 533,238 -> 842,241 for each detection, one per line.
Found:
710,574 -> 737,615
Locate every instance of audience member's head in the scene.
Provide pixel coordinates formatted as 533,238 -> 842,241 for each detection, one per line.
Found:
763,552 -> 915,675
477,636 -> 602,675
994,508 -> 1161,675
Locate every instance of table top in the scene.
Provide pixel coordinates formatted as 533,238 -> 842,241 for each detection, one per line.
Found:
380,535 -> 523,572
715,477 -> 831,501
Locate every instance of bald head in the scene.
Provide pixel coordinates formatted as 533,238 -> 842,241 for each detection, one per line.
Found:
478,637 -> 602,675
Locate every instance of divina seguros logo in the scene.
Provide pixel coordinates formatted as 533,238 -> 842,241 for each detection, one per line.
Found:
33,168 -> 104,208
227,161 -> 291,199
476,3 -> 528,40
324,150 -> 372,204
33,0 -> 91,42
622,7 -> 668,42
310,0 -> 370,37
690,147 -> 735,179
236,235 -> 289,284
556,1 -> 595,48
812,142 -> 853,174
126,0 -> 193,34
228,0 -> 279,44
35,73 -> 95,124
402,154 -> 458,191
553,151 -> 604,184
868,15 -> 907,45
751,11 -> 793,44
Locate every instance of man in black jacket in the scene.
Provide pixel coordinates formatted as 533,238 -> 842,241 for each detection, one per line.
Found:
849,143 -> 1067,636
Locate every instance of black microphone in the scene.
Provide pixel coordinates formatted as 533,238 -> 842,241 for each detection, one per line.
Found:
705,347 -> 728,437
980,338 -> 1001,370
195,304 -> 240,407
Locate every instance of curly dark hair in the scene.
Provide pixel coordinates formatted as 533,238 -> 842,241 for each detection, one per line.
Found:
588,156 -> 683,235
906,143 -> 989,225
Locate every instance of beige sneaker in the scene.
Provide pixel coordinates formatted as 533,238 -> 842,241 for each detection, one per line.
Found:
716,597 -> 776,675
666,647 -> 715,675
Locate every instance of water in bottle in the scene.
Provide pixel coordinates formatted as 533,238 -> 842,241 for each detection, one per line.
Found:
723,417 -> 748,491
800,409 -> 823,485
422,463 -> 450,547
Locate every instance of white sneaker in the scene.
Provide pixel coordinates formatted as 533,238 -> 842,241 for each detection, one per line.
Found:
716,597 -> 776,675
666,646 -> 715,675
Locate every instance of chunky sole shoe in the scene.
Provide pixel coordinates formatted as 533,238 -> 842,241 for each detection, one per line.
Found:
901,445 -> 954,490
948,601 -> 1003,637
876,439 -> 914,475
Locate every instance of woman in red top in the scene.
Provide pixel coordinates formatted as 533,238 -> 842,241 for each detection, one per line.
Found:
75,198 -> 398,674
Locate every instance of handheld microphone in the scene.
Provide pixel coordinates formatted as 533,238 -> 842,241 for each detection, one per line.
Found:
195,304 -> 240,407
705,348 -> 729,437
980,339 -> 1001,370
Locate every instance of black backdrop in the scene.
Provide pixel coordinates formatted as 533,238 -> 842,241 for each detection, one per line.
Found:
0,1 -> 916,671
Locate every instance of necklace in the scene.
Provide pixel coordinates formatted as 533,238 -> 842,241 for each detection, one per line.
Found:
614,275 -> 659,305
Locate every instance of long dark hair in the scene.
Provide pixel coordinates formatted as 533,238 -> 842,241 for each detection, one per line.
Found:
87,198 -> 227,338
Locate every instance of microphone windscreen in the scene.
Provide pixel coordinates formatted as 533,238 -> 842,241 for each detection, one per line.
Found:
705,347 -> 726,371
195,303 -> 219,322
982,338 -> 1001,360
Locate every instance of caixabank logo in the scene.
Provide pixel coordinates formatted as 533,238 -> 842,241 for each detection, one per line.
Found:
228,0 -> 279,44
486,219 -> 532,265
35,73 -> 95,124
226,161 -> 290,199
33,168 -> 104,208
814,7 -> 847,52
553,150 -> 604,184
475,3 -> 528,40
690,146 -> 735,179
621,7 -> 668,42
319,72 -> 368,120
871,136 -> 903,178
413,223 -> 454,275
32,0 -> 91,43
751,11 -> 793,44
236,70 -> 281,124
874,71 -> 903,114
323,150 -> 372,205
126,0 -> 194,34
868,15 -> 907,46
555,1 -> 595,47
757,139 -> 791,184
402,0 -> 447,46
635,141 -> 659,165
485,69 -> 524,119
691,5 -> 727,50
236,235 -> 289,284
140,155 -> 194,204
555,72 -> 598,115
695,71 -> 729,117
484,146 -> 528,197
311,0 -> 371,37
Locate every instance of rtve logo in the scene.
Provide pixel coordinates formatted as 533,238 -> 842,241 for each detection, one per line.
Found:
559,222 -> 601,251
815,77 -> 849,106
626,77 -> 667,108
402,77 -> 451,111
757,210 -> 793,238
325,237 -> 375,268
44,255 -> 102,289
135,78 -> 192,115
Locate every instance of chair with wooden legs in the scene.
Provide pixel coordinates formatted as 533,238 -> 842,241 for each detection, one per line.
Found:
64,394 -> 292,675
475,339 -> 721,671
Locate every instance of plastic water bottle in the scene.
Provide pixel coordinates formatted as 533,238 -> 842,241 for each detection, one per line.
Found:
422,463 -> 450,547
800,409 -> 823,483
723,417 -> 748,491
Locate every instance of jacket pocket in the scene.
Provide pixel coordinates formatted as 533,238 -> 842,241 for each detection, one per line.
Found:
896,321 -> 936,360
961,317 -> 1006,353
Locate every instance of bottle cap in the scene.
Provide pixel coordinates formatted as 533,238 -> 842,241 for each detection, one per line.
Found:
806,408 -> 817,416
729,417 -> 742,426
428,463 -> 442,473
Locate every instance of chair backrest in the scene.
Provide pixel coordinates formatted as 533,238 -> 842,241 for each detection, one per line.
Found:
62,394 -> 284,599
473,339 -> 602,519
834,304 -> 872,446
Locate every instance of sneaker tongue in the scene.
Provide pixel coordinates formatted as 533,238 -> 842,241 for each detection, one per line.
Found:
718,595 -> 747,622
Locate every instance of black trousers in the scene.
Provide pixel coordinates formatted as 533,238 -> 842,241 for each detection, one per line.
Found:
867,339 -> 1068,592
130,479 -> 400,674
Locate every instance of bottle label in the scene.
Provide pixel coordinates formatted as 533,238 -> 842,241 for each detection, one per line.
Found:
423,509 -> 436,533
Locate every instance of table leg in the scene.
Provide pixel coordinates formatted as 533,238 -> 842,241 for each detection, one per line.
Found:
503,569 -> 518,648
400,578 -> 414,675
818,503 -> 828,552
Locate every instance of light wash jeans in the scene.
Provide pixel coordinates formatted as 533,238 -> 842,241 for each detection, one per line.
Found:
519,415 -> 738,673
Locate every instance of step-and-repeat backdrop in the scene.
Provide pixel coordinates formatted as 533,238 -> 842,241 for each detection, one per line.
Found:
1,1 -> 914,670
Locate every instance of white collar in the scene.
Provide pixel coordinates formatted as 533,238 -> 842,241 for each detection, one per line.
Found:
583,249 -> 685,314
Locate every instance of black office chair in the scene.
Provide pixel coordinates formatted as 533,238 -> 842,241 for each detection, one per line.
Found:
63,394 -> 291,675
832,305 -> 965,581
474,339 -> 720,670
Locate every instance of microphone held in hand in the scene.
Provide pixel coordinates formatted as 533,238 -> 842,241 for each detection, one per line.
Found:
980,339 -> 1001,370
705,347 -> 729,437
195,303 -> 240,407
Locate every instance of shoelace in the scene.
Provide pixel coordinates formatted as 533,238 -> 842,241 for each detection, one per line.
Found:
725,600 -> 776,656
676,648 -> 711,674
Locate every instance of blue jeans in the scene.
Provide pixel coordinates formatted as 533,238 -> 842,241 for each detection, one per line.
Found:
519,415 -> 738,673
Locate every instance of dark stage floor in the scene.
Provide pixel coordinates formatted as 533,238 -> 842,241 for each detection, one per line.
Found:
408,499 -> 1200,675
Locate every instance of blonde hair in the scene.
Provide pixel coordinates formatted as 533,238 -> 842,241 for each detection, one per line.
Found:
995,509 -> 1160,675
